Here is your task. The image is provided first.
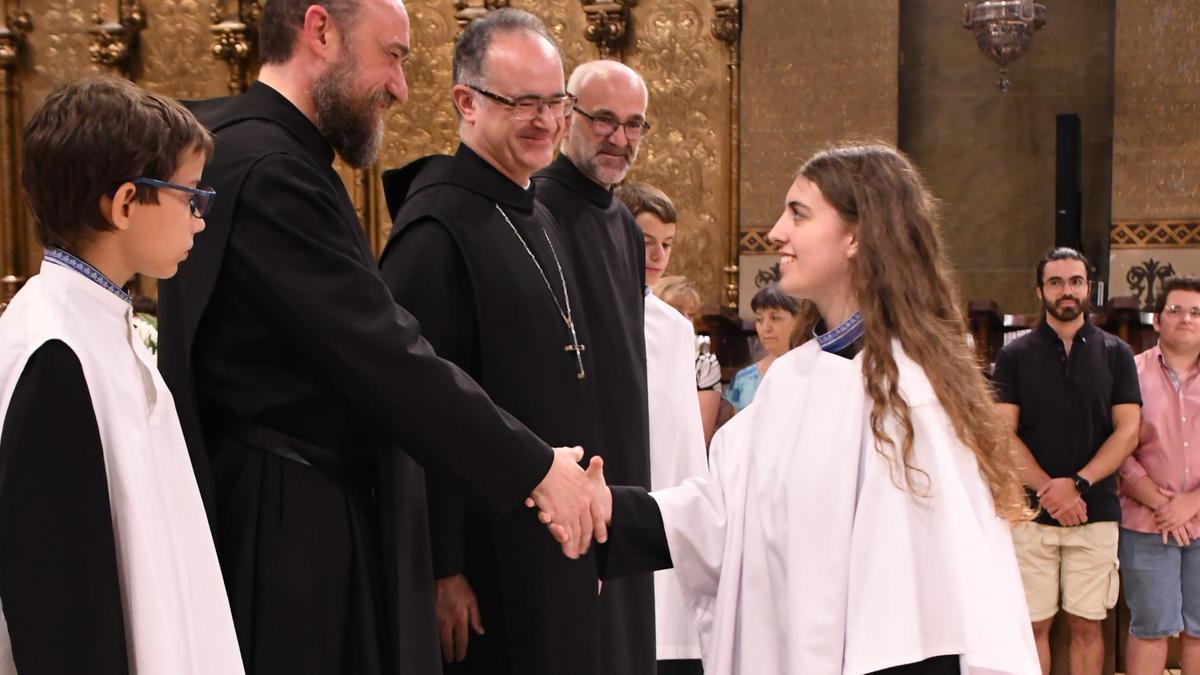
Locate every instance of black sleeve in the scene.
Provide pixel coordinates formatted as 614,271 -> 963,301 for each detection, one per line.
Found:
379,219 -> 475,578
0,341 -> 129,675
1112,340 -> 1143,406
991,344 -> 1019,404
229,154 -> 552,512
597,485 -> 673,580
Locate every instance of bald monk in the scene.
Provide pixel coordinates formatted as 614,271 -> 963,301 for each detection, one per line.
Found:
533,60 -> 656,675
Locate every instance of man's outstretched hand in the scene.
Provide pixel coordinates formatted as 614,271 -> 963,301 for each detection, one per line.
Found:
528,446 -> 594,559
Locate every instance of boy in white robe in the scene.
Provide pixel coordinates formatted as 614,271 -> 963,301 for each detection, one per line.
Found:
617,182 -> 710,675
0,77 -> 243,674
583,144 -> 1040,675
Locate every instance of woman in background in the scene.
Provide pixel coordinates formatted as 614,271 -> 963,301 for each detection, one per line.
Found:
723,284 -> 800,412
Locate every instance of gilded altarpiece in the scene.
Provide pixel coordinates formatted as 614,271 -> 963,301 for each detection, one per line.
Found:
3,0 -> 734,307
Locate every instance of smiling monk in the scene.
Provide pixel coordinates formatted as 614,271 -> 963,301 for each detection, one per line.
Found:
380,10 -> 614,675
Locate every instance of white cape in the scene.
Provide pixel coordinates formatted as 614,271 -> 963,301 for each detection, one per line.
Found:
651,340 -> 1038,675
644,293 -> 708,660
0,261 -> 244,674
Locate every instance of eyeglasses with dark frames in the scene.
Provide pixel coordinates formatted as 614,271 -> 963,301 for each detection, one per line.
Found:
573,107 -> 652,141
111,178 -> 216,218
467,85 -> 577,121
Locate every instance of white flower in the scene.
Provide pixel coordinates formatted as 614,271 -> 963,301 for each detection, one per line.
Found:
131,312 -> 159,364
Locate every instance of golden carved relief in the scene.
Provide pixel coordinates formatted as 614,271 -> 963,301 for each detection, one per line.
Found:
623,0 -> 727,307
17,0 -> 104,277
0,6 -> 32,303
515,0 -> 588,72
210,0 -> 259,95
454,0 -> 510,28
580,0 -> 634,59
88,0 -> 144,75
138,0 -> 227,100
710,0 -> 737,310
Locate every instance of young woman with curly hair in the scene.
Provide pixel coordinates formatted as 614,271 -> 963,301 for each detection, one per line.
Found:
583,142 -> 1039,675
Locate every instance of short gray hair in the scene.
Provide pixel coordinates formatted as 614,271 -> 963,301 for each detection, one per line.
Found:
453,8 -> 559,86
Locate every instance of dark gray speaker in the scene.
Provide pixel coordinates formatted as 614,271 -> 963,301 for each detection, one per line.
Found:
1055,114 -> 1083,251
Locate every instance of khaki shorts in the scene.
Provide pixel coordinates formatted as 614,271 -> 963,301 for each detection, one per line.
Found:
1012,521 -> 1120,622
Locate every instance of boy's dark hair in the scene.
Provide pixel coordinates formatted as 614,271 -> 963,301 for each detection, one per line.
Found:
1155,276 -> 1200,314
1035,247 -> 1091,287
21,76 -> 213,251
751,283 -> 800,315
615,181 -> 678,224
259,0 -> 361,64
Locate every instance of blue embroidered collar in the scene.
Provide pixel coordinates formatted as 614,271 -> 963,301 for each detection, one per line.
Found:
44,248 -> 131,304
815,311 -> 864,354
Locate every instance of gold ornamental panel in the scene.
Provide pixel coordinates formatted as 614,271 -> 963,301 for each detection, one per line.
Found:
622,0 -> 729,308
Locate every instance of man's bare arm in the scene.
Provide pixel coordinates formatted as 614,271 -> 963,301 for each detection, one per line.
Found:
1077,403 -> 1141,485
996,402 -> 1051,489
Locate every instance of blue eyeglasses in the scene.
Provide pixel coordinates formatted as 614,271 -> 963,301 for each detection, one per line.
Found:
112,178 -> 216,218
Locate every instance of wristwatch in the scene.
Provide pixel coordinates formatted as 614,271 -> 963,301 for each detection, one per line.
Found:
1073,473 -> 1091,494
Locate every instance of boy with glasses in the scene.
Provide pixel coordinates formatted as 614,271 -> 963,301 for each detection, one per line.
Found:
1120,275 -> 1200,675
993,247 -> 1142,675
0,76 -> 242,674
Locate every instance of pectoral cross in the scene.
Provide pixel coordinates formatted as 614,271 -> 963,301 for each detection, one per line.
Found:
564,319 -> 587,380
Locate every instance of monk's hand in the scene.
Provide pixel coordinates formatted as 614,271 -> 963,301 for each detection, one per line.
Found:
586,455 -> 611,544
527,446 -> 594,559
436,574 -> 484,663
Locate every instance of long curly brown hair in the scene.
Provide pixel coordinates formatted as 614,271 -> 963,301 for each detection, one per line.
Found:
792,142 -> 1028,521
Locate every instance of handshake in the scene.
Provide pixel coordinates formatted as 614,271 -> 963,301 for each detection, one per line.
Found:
525,446 -> 614,558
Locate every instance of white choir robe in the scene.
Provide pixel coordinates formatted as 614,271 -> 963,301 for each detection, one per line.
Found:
644,293 -> 709,661
650,340 -> 1038,675
0,260 -> 244,674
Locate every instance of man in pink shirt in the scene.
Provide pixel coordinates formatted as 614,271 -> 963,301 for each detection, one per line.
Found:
1122,275 -> 1200,675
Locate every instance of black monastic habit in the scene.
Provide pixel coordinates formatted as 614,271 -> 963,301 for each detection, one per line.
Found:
157,82 -> 558,675
532,154 -> 655,675
378,143 -> 604,675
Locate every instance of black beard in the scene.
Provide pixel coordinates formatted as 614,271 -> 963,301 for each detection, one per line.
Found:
1043,295 -> 1087,322
312,52 -> 388,169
